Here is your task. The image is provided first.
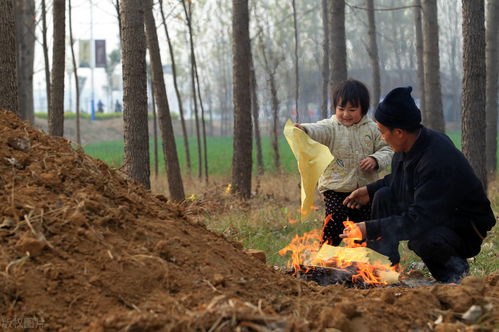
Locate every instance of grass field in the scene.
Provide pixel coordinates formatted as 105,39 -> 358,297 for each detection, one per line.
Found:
84,136 -> 299,175
83,131 -> 498,176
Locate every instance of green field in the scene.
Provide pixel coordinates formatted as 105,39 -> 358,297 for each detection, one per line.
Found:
83,132 -> 498,175
84,136 -> 298,175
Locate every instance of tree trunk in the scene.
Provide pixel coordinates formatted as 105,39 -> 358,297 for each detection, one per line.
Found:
68,0 -> 81,145
42,0 -> 51,114
194,62 -> 209,182
485,0 -> 498,177
15,0 -> 35,123
159,0 -> 191,174
144,0 -> 185,201
49,0 -> 66,137
329,0 -> 347,106
461,0 -> 487,189
270,73 -> 281,171
182,0 -> 203,179
0,0 -> 19,116
232,0 -> 252,199
414,0 -> 426,123
366,0 -> 381,111
292,0 -> 300,122
150,72 -> 159,178
422,0 -> 445,132
120,0 -> 150,189
250,54 -> 264,175
321,0 -> 329,119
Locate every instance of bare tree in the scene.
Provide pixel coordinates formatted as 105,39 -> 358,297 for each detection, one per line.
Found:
120,0 -> 150,189
321,0 -> 329,119
414,0 -> 426,123
291,0 -> 300,122
15,0 -> 36,123
422,0 -> 444,132
41,0 -> 51,114
329,0 -> 347,107
366,0 -> 381,110
148,66 -> 159,178
0,0 -> 19,115
194,61 -> 209,182
68,0 -> 81,145
49,0 -> 66,137
232,0 -> 253,198
461,0 -> 487,189
144,0 -> 185,201
159,0 -> 191,174
485,0 -> 498,177
182,0 -> 203,179
250,52 -> 264,175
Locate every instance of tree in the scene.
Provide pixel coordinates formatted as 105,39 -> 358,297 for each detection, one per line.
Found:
485,0 -> 498,177
182,0 -> 203,179
159,0 -> 192,174
366,0 -> 381,110
232,0 -> 252,198
120,0 -> 150,189
41,0 -> 51,114
291,0 -> 300,122
48,0 -> 66,137
329,0 -> 347,107
461,0 -> 487,189
68,0 -> 81,145
0,0 -> 19,115
414,0 -> 426,123
15,0 -> 36,123
144,0 -> 185,201
321,0 -> 329,119
250,52 -> 264,175
422,0 -> 444,132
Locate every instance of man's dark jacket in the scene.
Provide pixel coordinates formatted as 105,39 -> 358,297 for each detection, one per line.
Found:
364,126 -> 496,257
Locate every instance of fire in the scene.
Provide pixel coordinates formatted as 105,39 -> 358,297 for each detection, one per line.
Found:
280,217 -> 400,285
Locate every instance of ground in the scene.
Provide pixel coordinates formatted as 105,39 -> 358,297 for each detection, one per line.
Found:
0,111 -> 497,331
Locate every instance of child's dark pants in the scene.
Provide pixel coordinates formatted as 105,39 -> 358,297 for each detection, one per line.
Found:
322,190 -> 371,246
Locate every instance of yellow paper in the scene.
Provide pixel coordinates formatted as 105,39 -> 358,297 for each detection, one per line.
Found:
283,120 -> 334,219
313,244 -> 391,266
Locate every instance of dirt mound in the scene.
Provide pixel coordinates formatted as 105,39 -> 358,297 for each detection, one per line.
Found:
0,110 -> 497,331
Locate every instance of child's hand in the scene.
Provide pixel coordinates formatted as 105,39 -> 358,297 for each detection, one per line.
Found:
359,157 -> 378,171
294,123 -> 308,134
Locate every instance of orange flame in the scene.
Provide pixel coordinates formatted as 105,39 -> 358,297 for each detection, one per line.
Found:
278,229 -> 322,273
280,215 -> 400,285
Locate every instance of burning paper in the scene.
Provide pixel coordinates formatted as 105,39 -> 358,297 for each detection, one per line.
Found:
283,120 -> 334,220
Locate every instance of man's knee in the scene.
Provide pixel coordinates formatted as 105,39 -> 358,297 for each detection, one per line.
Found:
408,227 -> 462,261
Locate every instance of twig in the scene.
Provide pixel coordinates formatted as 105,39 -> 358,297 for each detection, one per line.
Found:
5,256 -> 30,275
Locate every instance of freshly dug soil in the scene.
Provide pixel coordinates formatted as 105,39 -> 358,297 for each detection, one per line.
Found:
0,110 -> 497,331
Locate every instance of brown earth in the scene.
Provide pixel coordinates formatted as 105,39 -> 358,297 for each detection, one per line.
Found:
0,109 -> 497,331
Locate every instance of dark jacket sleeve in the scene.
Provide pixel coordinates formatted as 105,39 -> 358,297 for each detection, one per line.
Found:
366,156 -> 455,242
366,174 -> 392,200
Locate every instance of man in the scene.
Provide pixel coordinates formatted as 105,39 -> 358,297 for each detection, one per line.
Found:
340,86 -> 496,283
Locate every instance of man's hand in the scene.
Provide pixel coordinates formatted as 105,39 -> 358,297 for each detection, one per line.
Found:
359,157 -> 378,171
339,222 -> 366,241
343,186 -> 370,209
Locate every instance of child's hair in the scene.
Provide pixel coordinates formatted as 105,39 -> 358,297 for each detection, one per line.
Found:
332,79 -> 370,115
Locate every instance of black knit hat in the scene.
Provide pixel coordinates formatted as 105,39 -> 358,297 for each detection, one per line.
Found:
374,86 -> 421,129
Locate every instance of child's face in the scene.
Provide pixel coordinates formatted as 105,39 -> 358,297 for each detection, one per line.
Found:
335,101 -> 363,126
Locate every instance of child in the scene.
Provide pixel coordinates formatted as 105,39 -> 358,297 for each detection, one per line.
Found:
294,79 -> 393,246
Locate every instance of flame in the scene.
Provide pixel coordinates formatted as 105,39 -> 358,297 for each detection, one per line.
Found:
278,229 -> 322,273
280,215 -> 400,285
